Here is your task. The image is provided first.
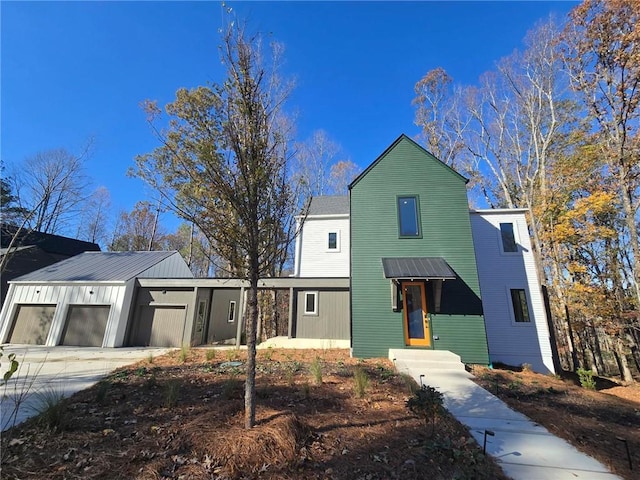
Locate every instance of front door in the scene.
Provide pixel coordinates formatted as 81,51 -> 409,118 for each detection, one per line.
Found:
402,281 -> 430,346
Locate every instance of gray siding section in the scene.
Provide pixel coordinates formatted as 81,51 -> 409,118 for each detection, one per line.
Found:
61,305 -> 110,347
208,289 -> 242,343
295,290 -> 349,339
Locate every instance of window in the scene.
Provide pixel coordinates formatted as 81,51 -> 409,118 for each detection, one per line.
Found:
227,301 -> 236,323
195,300 -> 207,332
328,232 -> 338,250
510,289 -> 531,323
500,222 -> 518,253
304,291 -> 318,315
398,196 -> 421,237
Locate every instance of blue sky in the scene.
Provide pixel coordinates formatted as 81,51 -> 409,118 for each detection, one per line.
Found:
1,1 -> 577,233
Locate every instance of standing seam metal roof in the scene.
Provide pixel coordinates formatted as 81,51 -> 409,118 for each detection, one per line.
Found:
12,251 -> 183,282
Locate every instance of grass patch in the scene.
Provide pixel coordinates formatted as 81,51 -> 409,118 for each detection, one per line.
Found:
353,366 -> 369,398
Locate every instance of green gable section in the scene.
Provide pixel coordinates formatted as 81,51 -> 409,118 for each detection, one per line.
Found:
350,135 -> 489,364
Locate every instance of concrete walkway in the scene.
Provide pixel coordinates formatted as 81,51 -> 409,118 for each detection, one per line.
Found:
391,349 -> 622,480
1,345 -> 171,431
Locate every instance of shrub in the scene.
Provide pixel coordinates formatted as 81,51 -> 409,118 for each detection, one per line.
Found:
179,344 -> 190,363
406,384 -> 444,435
35,387 -> 68,432
206,349 -> 216,362
164,379 -> 181,407
576,368 -> 596,390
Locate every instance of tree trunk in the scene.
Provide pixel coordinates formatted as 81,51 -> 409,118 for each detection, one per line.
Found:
244,264 -> 259,429
565,304 -> 579,371
613,337 -> 633,383
618,162 -> 640,309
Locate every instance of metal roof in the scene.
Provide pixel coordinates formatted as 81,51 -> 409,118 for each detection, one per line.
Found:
1,225 -> 100,256
381,257 -> 456,280
307,196 -> 349,216
13,251 -> 187,282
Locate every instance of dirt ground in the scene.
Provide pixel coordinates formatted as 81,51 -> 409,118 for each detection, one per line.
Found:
471,365 -> 640,480
1,348 -> 508,480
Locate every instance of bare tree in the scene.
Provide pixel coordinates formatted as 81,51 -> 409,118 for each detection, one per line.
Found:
11,146 -> 92,235
108,201 -> 166,252
328,160 -> 361,194
76,186 -> 112,246
293,130 -> 341,198
132,21 -> 304,428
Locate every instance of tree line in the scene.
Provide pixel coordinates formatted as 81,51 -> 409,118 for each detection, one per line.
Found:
412,0 -> 639,381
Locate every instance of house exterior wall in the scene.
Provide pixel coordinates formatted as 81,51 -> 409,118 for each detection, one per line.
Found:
296,215 -> 350,277
294,289 -> 350,339
0,282 -> 128,347
470,211 -> 555,373
208,288 -> 242,343
350,136 -> 489,364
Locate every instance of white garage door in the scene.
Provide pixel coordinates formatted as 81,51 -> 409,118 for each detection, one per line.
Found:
131,306 -> 186,347
61,305 -> 110,347
8,304 -> 56,345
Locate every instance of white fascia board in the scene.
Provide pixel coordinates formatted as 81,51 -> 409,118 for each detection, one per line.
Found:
470,208 -> 529,214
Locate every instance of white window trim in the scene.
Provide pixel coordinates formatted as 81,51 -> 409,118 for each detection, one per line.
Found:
326,231 -> 340,252
227,301 -> 236,323
506,287 -> 532,326
498,221 -> 520,256
303,291 -> 318,316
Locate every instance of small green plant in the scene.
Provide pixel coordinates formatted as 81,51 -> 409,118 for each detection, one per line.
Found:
179,344 -> 191,363
576,368 -> 596,390
95,381 -> 109,404
309,357 -> 323,385
205,349 -> 216,362
225,349 -> 239,362
400,373 -> 419,394
353,367 -> 369,398
406,384 -> 444,435
135,366 -> 147,377
146,352 -> 154,364
145,373 -> 158,389
164,379 -> 181,408
521,363 -> 533,372
300,382 -> 311,399
0,346 -> 19,386
263,346 -> 274,361
35,387 -> 68,432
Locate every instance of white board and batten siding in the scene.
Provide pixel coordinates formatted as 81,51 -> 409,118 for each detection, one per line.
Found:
470,210 -> 555,374
295,216 -> 350,277
0,281 -> 132,347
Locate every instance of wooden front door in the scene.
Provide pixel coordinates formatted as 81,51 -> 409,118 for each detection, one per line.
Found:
402,281 -> 430,346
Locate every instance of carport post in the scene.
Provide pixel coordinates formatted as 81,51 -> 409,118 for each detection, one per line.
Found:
287,287 -> 294,338
235,286 -> 246,347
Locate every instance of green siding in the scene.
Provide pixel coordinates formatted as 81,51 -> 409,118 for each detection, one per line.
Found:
351,136 -> 489,364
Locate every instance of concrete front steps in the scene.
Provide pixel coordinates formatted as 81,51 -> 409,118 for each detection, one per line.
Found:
389,348 -> 472,377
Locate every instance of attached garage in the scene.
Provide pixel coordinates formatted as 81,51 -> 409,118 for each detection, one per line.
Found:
61,305 -> 111,347
7,304 -> 56,345
130,305 -> 187,347
0,251 -> 194,348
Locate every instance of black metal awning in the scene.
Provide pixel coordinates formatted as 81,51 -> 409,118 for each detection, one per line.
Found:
381,257 -> 456,280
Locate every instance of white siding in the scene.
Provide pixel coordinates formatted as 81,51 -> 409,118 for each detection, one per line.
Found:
0,283 -> 128,347
297,215 -> 350,277
470,211 -> 555,374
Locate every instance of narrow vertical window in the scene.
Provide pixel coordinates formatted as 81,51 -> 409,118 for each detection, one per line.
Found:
227,301 -> 236,323
500,223 -> 518,252
398,196 -> 420,237
510,289 -> 530,322
304,292 -> 318,315
328,232 -> 338,250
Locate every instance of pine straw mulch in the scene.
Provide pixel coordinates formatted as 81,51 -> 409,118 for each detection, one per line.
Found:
471,364 -> 640,480
1,348 -> 508,480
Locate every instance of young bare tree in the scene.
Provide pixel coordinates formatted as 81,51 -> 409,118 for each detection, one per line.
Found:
108,201 -> 166,252
293,130 -> 341,198
132,22 -> 303,428
76,186 -> 112,246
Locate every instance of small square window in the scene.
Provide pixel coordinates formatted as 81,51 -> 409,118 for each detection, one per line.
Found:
227,301 -> 236,323
398,196 -> 421,237
328,232 -> 338,250
304,291 -> 318,315
500,223 -> 518,252
510,289 -> 530,322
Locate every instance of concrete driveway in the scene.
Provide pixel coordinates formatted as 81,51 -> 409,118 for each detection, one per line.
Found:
1,345 -> 172,431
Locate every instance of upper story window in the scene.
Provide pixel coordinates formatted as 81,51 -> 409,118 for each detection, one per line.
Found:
510,288 -> 531,323
500,222 -> 518,253
398,196 -> 421,237
328,232 -> 338,250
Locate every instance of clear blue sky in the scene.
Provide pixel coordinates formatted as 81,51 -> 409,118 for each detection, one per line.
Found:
1,1 -> 577,232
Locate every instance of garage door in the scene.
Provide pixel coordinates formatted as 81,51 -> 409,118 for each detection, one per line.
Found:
60,305 -> 110,347
8,304 -> 56,345
131,306 -> 186,347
